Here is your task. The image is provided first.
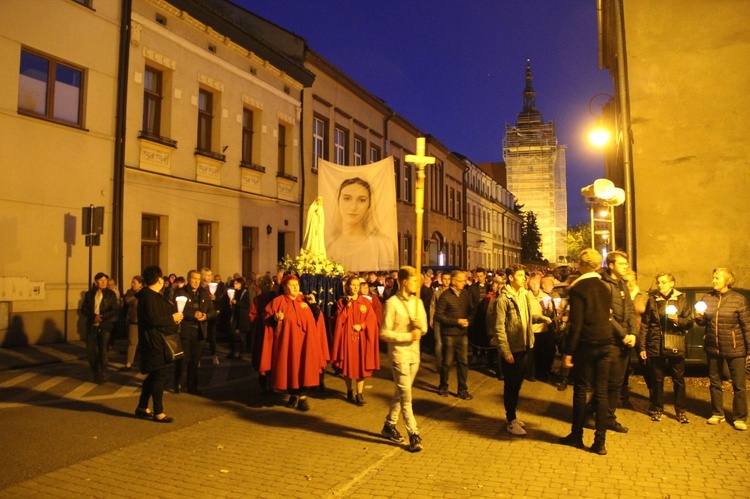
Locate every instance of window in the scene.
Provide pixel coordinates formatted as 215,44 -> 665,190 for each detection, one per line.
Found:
241,108 -> 254,165
403,234 -> 413,266
369,144 -> 381,163
242,227 -> 255,278
142,66 -> 162,137
449,188 -> 455,218
334,126 -> 348,165
393,157 -> 401,200
141,215 -> 161,269
197,221 -> 212,269
404,162 -> 413,204
18,49 -> 84,126
72,0 -> 91,6
312,115 -> 327,171
456,193 -> 462,221
197,89 -> 213,152
277,123 -> 287,173
353,136 -> 364,166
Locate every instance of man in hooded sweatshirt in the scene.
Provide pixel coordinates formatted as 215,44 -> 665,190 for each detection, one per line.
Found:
491,264 -> 551,436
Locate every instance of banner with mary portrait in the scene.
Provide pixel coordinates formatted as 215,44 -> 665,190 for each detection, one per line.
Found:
318,157 -> 399,272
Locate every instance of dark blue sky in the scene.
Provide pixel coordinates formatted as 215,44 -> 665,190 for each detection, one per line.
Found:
236,0 -> 613,225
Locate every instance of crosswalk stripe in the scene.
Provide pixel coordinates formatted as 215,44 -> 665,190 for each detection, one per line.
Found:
0,372 -> 37,388
63,381 -> 98,400
4,376 -> 67,403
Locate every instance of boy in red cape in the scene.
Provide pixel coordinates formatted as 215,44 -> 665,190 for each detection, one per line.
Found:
260,274 -> 329,411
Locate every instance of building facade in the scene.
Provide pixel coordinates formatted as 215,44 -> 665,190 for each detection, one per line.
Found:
598,0 -> 750,286
503,60 -> 568,264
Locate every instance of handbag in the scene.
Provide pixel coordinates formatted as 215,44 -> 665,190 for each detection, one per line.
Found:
162,331 -> 184,362
663,332 -> 685,357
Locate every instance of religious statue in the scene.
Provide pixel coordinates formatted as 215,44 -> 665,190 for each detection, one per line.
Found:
303,196 -> 327,258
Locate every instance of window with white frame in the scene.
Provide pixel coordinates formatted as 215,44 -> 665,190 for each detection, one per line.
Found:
353,136 -> 364,166
369,144 -> 381,163
334,126 -> 348,165
312,115 -> 327,171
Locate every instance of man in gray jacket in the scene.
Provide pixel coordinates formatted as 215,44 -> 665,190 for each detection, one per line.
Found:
491,264 -> 551,435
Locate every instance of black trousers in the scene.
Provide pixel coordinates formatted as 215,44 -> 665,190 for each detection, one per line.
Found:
139,367 -> 166,415
572,344 -> 616,444
175,326 -> 204,392
607,347 -> 631,424
86,325 -> 110,374
500,350 -> 529,422
650,355 -> 686,413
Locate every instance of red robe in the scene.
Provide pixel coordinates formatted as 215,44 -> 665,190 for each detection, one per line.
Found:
331,296 -> 380,379
259,294 -> 329,390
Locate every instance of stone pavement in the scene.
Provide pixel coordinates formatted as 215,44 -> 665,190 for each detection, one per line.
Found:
1,344 -> 749,498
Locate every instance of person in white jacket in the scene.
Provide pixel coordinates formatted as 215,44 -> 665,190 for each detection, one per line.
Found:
379,266 -> 428,452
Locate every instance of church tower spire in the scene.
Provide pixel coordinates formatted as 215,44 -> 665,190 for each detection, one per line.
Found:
523,58 -> 536,112
517,59 -> 542,127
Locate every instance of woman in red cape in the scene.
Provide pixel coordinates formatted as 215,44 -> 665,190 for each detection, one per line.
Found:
331,275 -> 380,405
259,274 -> 329,411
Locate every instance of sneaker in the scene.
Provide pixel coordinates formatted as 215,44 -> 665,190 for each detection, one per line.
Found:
677,413 -> 690,424
589,442 -> 607,456
507,419 -> 527,436
457,390 -> 473,401
559,433 -> 585,449
212,355 -> 220,365
437,386 -> 449,397
607,421 -> 629,433
651,411 -> 663,422
381,423 -> 405,443
706,415 -> 726,425
408,433 -> 423,452
733,420 -> 747,431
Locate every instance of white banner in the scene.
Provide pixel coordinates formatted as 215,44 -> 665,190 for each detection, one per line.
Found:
318,157 -> 399,272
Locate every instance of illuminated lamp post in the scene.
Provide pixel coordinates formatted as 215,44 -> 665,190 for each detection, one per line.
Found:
581,178 -> 625,259
405,137 -> 435,276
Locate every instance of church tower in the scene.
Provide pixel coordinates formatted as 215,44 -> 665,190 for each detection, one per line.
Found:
503,60 -> 567,263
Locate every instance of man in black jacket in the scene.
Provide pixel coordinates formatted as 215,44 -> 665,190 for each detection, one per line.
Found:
81,272 -> 120,384
560,249 -> 617,455
435,270 -> 475,400
174,270 -> 216,394
599,251 -> 638,433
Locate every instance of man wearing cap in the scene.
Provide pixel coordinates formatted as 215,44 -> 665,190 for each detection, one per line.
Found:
81,272 -> 120,383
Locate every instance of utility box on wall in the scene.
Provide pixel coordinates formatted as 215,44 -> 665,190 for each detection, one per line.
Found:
0,277 -> 46,301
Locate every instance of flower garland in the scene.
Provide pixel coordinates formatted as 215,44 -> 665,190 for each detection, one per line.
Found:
277,248 -> 346,277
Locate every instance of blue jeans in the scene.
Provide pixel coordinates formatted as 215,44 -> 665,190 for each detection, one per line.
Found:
707,352 -> 747,421
440,335 -> 468,392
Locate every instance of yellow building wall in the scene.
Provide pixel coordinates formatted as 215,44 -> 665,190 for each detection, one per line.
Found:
623,0 -> 750,287
0,0 -> 121,345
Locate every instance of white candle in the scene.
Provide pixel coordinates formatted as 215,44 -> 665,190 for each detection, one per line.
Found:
541,296 -> 552,309
694,301 -> 707,313
665,304 -> 678,316
226,288 -> 235,300
175,296 -> 188,313
208,282 -> 218,295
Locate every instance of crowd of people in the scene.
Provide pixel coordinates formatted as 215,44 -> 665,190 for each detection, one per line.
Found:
79,255 -> 749,454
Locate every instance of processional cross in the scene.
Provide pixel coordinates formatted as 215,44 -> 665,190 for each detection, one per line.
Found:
405,137 -> 435,275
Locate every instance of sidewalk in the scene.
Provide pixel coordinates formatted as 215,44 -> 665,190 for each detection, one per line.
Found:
2,345 -> 749,497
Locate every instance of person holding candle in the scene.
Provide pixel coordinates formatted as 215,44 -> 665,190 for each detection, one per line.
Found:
173,270 -> 216,395
639,273 -> 693,423
135,266 -> 183,423
331,276 -> 380,405
695,268 -> 750,430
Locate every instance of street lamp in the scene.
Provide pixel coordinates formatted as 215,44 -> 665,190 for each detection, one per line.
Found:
588,93 -> 613,147
581,178 -> 624,258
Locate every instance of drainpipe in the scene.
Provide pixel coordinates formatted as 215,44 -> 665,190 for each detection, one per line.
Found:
614,0 -> 635,262
298,91 -> 305,249
111,0 -> 132,292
